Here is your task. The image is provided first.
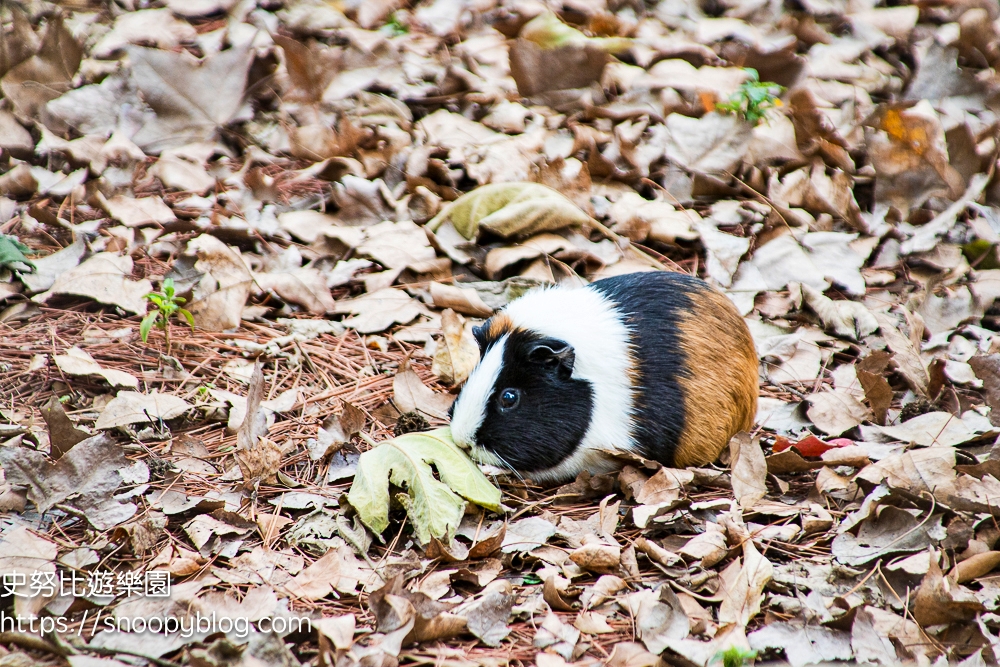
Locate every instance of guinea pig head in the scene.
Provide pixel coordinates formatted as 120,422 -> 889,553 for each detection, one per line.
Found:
449,325 -> 594,474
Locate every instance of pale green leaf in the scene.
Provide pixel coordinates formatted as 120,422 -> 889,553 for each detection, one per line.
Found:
520,10 -> 631,53
427,182 -> 593,241
140,312 -> 158,342
348,427 -> 502,545
0,234 -> 34,273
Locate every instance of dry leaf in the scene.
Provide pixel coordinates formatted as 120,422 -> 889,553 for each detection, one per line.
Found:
182,234 -> 254,331
95,391 -> 191,429
730,432 -> 767,510
54,346 -> 138,388
718,537 -> 773,626
0,434 -> 138,530
234,364 -> 290,487
334,288 -> 432,334
428,182 -> 593,241
127,44 -> 254,152
393,359 -> 454,419
432,309 -> 480,385
33,252 -> 152,315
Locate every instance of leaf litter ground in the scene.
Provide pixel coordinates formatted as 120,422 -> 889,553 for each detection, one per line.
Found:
3,0 -> 1000,666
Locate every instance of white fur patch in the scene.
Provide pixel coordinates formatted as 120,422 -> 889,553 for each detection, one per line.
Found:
504,283 -> 637,480
450,334 -> 507,451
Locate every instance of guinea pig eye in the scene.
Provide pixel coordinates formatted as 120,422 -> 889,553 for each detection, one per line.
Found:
497,388 -> 520,411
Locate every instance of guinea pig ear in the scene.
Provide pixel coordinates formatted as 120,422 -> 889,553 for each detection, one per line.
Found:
472,323 -> 488,350
526,338 -> 575,379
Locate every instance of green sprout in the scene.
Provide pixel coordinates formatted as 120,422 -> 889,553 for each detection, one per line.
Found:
141,277 -> 194,356
383,12 -> 408,36
715,69 -> 784,125
714,646 -> 757,667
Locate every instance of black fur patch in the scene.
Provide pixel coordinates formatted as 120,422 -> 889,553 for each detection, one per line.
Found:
589,271 -> 702,467
474,329 -> 594,473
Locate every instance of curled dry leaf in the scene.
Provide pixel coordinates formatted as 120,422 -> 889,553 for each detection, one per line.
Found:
427,182 -> 593,241
429,281 -> 494,318
431,309 -> 480,386
460,579 -> 515,646
370,575 -> 468,644
348,428 -> 501,545
801,284 -> 878,340
569,541 -> 621,574
233,364 -> 275,485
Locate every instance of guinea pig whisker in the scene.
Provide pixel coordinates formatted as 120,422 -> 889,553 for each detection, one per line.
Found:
491,451 -> 525,483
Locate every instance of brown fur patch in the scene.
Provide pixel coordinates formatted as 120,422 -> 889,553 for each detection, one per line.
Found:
673,285 -> 759,467
486,313 -> 514,340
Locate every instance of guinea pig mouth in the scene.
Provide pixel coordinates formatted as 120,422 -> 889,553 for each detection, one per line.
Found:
466,444 -> 503,469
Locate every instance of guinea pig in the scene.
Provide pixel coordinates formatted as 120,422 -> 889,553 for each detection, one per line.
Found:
448,271 -> 758,482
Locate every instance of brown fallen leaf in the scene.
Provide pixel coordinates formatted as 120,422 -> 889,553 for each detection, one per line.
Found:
460,579 -> 515,646
620,586 -> 690,655
0,434 -> 138,530
429,281 -> 494,318
575,611 -> 614,635
766,449 -> 823,474
786,88 -> 854,172
432,309 -> 480,386
39,395 -> 89,459
95,390 -> 191,430
953,551 -> 1000,584
284,544 -> 375,600
717,536 -> 772,627
54,346 -> 139,389
663,112 -> 753,177
427,182 -> 593,241
370,575 -> 467,644
913,555 -> 984,626
393,358 -> 455,420
729,432 -> 767,510
315,613 -> 357,662
543,574 -> 580,612
308,401 -> 366,461
0,527 -> 58,618
127,43 -> 254,152
234,364 -> 290,487
533,612 -> 580,660
569,541 -> 621,574
33,252 -> 153,315
103,195 -> 176,228
1,16 -> 81,119
181,234 -> 254,332
333,288 -> 432,334
865,101 -> 965,211
605,642 -> 660,667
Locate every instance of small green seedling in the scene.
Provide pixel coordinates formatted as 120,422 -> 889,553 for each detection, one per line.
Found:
383,12 -> 408,36
141,277 -> 194,355
715,69 -> 784,125
714,646 -> 757,667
